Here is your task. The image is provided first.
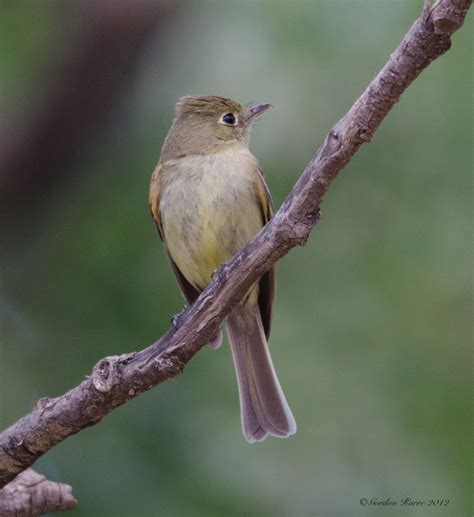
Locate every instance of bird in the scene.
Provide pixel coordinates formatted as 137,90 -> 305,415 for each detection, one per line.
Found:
149,95 -> 296,442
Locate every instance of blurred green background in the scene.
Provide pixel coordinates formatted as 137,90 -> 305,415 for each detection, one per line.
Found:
0,1 -> 471,516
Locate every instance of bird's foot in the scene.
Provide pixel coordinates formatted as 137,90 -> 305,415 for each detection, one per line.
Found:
171,306 -> 187,330
314,206 -> 322,224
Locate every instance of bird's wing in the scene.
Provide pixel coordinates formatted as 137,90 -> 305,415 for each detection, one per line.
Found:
255,166 -> 273,222
149,163 -> 201,305
255,167 -> 276,339
149,163 -> 164,239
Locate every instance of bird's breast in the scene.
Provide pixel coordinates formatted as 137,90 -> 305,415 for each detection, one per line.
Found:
160,150 -> 263,289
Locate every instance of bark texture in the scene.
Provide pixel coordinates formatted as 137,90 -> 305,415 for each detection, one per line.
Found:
0,469 -> 77,516
0,0 -> 471,511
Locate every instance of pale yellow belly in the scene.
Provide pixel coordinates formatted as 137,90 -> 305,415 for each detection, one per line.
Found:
160,152 -> 263,290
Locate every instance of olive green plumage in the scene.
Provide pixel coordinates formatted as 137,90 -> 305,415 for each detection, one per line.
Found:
150,95 -> 296,442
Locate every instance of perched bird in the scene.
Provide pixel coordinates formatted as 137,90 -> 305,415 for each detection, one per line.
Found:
149,95 -> 296,442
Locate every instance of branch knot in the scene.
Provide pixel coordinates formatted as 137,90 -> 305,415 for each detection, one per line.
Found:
91,354 -> 133,393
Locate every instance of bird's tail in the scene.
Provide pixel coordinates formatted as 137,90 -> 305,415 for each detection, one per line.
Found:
226,304 -> 297,443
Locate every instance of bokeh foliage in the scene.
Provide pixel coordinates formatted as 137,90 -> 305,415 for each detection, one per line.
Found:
0,1 -> 471,516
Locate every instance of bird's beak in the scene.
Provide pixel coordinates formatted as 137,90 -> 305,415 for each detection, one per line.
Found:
246,103 -> 272,123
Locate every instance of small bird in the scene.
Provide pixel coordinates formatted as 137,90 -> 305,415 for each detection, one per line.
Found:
149,95 -> 296,442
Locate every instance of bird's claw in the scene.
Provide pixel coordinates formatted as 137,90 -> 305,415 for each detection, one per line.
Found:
171,306 -> 187,330
314,206 -> 322,223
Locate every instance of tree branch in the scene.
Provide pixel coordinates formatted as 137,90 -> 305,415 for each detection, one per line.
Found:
0,469 -> 77,516
0,0 -> 470,499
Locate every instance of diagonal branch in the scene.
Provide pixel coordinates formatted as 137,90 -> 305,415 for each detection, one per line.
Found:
0,0 -> 471,494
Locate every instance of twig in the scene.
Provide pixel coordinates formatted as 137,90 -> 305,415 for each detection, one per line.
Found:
0,469 -> 77,516
0,0 -> 470,506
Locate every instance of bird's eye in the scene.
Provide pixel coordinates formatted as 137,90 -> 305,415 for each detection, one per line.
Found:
221,113 -> 237,126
